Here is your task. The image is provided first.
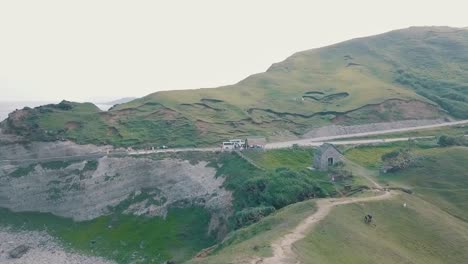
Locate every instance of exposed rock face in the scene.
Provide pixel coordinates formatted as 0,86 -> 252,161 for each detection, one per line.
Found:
0,142 -> 233,234
8,245 -> 30,259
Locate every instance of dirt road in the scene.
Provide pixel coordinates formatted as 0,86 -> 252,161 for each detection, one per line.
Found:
2,119 -> 467,163
254,191 -> 396,264
266,119 -> 468,149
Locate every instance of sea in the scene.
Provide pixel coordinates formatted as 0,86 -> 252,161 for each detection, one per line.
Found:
0,101 -> 112,122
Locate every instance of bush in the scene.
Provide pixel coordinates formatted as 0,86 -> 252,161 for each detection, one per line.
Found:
238,168 -> 328,209
233,206 -> 276,228
83,160 -> 99,171
381,148 -> 415,172
437,134 -> 467,147
217,154 -> 331,229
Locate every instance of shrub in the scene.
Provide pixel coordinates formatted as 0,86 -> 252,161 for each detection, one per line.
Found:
9,165 -> 36,178
381,149 -> 415,172
83,160 -> 98,171
233,206 -> 276,228
437,134 -> 467,147
217,153 -> 331,229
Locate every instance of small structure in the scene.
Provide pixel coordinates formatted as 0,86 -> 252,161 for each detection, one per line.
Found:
313,143 -> 343,170
246,137 -> 267,149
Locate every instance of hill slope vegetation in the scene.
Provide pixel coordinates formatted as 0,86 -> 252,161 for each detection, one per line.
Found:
3,26 -> 467,147
195,146 -> 468,264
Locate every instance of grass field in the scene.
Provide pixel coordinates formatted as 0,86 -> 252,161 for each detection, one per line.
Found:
242,148 -> 315,171
295,193 -> 468,264
381,147 -> 468,221
344,143 -> 468,220
343,140 -> 438,169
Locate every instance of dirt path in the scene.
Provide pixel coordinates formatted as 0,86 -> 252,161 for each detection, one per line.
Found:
342,158 -> 383,189
253,190 -> 396,264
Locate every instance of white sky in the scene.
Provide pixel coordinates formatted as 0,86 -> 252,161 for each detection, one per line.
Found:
1,0 -> 467,102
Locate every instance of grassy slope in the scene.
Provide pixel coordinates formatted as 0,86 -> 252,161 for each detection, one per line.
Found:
381,147 -> 468,221
187,200 -> 318,264
345,144 -> 468,222
202,145 -> 468,264
6,27 -> 468,147
295,193 -> 468,264
242,148 -> 315,171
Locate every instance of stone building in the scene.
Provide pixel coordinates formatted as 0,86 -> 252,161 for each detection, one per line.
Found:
313,143 -> 343,170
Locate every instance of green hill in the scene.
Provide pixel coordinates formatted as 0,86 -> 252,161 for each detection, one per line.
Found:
295,193 -> 468,264
3,26 -> 468,147
293,146 -> 468,264
194,146 -> 468,264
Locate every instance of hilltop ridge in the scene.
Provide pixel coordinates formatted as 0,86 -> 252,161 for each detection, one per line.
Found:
2,26 -> 468,147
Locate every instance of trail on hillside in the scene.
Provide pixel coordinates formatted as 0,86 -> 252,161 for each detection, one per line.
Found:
253,190 -> 396,264
342,158 -> 383,189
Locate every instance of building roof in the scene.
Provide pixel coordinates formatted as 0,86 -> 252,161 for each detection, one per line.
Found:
315,143 -> 341,157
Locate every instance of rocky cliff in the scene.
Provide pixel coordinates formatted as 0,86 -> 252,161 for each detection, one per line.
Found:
0,140 -> 232,235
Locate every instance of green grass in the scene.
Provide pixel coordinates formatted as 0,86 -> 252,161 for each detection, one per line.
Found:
295,193 -> 468,264
343,140 -> 438,169
242,148 -> 314,171
381,147 -> 468,221
0,207 -> 215,264
344,143 -> 408,169
216,153 -> 334,214
345,144 -> 468,221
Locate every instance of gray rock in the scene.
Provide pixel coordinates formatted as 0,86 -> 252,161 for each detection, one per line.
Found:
8,245 -> 29,259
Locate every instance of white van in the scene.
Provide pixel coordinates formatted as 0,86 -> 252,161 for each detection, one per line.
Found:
222,141 -> 235,151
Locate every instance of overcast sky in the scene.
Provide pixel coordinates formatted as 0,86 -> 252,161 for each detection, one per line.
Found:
1,0 -> 467,102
